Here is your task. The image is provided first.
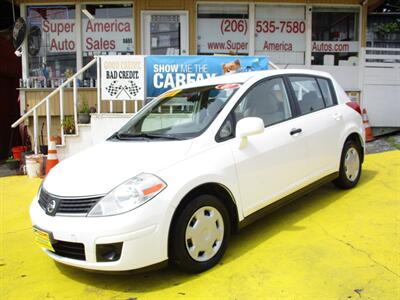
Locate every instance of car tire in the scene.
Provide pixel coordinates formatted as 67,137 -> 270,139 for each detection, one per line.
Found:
333,139 -> 362,189
170,194 -> 231,273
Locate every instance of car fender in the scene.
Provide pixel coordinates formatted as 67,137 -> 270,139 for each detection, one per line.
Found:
337,116 -> 365,169
158,147 -> 244,222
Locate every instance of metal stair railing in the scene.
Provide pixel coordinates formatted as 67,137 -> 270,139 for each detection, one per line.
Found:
11,57 -> 100,154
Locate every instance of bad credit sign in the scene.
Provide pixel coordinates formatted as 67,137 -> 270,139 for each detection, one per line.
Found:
41,18 -> 134,53
101,56 -> 145,101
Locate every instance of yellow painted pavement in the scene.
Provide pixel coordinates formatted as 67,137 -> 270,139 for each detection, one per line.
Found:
1,151 -> 399,299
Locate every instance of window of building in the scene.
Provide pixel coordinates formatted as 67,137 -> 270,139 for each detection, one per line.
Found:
288,76 -> 325,114
197,4 -> 249,55
255,5 -> 306,65
82,4 -> 134,83
312,7 -> 359,66
149,15 -> 181,55
27,5 -> 76,81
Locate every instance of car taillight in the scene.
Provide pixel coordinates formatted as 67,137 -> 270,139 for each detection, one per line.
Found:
346,101 -> 362,115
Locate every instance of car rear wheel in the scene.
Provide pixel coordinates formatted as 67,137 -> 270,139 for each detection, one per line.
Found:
170,194 -> 231,273
333,139 -> 362,189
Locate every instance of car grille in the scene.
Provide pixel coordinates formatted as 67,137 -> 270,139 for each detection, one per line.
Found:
52,240 -> 86,260
38,188 -> 102,215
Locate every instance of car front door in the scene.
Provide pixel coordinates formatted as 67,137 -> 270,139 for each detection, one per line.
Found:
218,77 -> 309,217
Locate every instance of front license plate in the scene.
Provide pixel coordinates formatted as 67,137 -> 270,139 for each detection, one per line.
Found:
33,227 -> 55,252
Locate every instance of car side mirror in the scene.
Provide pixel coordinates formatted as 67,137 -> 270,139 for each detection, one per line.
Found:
236,117 -> 264,149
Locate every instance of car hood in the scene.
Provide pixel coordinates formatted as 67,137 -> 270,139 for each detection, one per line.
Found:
43,140 -> 193,197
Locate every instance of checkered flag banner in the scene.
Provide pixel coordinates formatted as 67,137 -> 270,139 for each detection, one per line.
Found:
126,81 -> 141,97
105,80 -> 141,98
101,55 -> 145,100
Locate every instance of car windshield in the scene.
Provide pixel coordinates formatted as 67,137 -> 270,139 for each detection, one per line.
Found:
111,84 -> 240,140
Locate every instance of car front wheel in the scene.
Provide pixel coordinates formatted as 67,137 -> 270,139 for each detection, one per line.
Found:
170,194 -> 231,273
333,139 -> 362,189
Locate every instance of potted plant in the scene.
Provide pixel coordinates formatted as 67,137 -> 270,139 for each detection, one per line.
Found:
6,156 -> 20,170
374,20 -> 400,41
78,98 -> 91,124
62,116 -> 76,134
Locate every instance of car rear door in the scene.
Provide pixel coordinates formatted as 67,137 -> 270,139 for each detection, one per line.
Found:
286,75 -> 344,179
217,77 -> 309,217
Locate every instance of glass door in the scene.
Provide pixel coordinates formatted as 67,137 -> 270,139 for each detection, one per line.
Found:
142,11 -> 188,55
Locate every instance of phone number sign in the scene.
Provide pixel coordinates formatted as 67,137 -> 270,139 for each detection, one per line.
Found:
197,18 -> 249,54
198,17 -> 306,54
255,20 -> 305,34
255,19 -> 306,52
254,5 -> 306,53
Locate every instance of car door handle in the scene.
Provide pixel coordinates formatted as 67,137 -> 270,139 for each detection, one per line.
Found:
290,128 -> 302,135
333,113 -> 343,120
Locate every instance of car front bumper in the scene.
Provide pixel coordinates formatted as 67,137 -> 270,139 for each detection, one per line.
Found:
29,195 -> 173,271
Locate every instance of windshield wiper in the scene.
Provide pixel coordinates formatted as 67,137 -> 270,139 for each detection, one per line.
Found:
109,132 -> 185,141
128,133 -> 186,140
108,132 -> 149,141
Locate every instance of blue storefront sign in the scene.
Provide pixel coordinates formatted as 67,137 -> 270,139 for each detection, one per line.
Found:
145,56 -> 268,97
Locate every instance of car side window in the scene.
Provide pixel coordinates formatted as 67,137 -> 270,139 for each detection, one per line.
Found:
235,77 -> 292,127
218,113 -> 234,140
216,77 -> 292,142
288,76 -> 325,115
317,78 -> 335,107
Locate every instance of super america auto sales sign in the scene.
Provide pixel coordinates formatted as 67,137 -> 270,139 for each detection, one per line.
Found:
41,18 -> 133,52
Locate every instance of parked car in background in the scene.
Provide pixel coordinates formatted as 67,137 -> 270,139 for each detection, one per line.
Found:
30,69 -> 364,273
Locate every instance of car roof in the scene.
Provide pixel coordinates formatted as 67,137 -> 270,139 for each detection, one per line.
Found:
175,69 -> 334,90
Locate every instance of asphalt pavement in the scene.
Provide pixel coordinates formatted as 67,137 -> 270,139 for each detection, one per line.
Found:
1,150 -> 399,299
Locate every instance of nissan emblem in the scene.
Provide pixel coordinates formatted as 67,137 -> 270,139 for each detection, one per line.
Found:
46,199 -> 56,214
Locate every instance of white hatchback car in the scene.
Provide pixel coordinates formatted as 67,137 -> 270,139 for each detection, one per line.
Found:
30,69 -> 364,273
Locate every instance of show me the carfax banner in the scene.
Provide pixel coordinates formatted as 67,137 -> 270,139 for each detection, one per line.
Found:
145,56 -> 269,97
101,55 -> 145,101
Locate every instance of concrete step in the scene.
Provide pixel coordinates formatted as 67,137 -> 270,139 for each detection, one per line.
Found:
55,114 -> 132,161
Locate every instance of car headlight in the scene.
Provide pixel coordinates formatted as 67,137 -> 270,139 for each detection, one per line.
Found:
87,173 -> 166,217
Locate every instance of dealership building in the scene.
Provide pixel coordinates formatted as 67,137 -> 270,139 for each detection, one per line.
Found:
19,1 -> 378,72
0,0 -> 398,159
17,0 -> 383,63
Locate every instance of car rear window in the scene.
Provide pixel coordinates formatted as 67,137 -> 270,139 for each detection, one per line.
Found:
317,78 -> 335,107
288,76 -> 325,115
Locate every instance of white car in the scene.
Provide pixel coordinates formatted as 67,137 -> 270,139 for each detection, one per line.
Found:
30,69 -> 364,273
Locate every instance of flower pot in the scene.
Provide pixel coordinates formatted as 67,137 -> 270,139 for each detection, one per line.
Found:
12,146 -> 28,160
26,154 -> 45,178
78,113 -> 90,124
21,150 -> 35,166
64,128 -> 76,135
